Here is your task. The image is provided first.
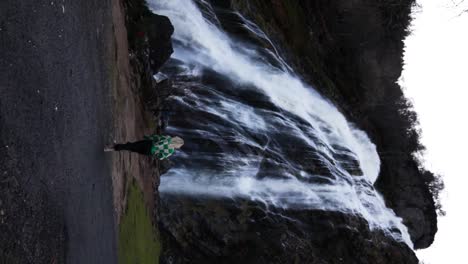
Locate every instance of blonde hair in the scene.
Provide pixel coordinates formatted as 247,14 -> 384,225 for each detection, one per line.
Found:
170,136 -> 184,149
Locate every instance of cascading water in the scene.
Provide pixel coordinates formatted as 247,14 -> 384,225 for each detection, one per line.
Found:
148,0 -> 413,247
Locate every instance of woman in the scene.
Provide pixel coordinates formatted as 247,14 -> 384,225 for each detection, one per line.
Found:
105,134 -> 184,160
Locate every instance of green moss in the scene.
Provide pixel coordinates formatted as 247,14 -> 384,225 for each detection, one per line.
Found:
118,181 -> 161,264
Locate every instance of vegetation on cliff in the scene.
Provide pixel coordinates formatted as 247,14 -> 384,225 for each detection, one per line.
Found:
119,181 -> 161,264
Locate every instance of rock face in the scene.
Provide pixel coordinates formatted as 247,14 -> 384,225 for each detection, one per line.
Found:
229,0 -> 437,249
124,0 -> 175,121
145,14 -> 174,73
125,0 -> 174,74
159,195 -> 418,264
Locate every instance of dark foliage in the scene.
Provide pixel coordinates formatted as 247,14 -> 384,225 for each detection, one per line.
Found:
421,169 -> 446,216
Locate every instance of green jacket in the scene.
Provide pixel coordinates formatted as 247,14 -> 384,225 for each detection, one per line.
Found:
144,134 -> 175,160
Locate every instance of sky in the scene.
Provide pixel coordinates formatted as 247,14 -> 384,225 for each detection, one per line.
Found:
400,0 -> 468,263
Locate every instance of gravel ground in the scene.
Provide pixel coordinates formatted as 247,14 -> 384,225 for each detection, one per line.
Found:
1,0 -> 118,263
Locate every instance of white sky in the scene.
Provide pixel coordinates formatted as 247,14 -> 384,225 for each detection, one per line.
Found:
401,0 -> 468,263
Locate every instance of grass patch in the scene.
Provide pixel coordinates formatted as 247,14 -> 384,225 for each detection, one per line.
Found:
118,180 -> 161,264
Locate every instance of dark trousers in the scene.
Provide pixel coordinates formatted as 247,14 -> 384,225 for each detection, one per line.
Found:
114,140 -> 153,155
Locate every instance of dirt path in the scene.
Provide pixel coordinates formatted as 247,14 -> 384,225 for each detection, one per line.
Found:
110,0 -> 158,224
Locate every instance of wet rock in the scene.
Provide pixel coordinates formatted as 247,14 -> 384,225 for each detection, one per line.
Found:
377,165 -> 438,249
125,0 -> 174,73
145,14 -> 174,73
159,195 -> 418,264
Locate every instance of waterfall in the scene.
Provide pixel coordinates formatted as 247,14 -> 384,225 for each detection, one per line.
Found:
148,0 -> 413,247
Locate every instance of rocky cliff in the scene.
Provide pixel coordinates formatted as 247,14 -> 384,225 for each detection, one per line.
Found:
127,0 -> 439,263
159,195 -> 422,264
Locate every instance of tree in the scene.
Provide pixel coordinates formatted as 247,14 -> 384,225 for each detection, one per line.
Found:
450,0 -> 468,16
